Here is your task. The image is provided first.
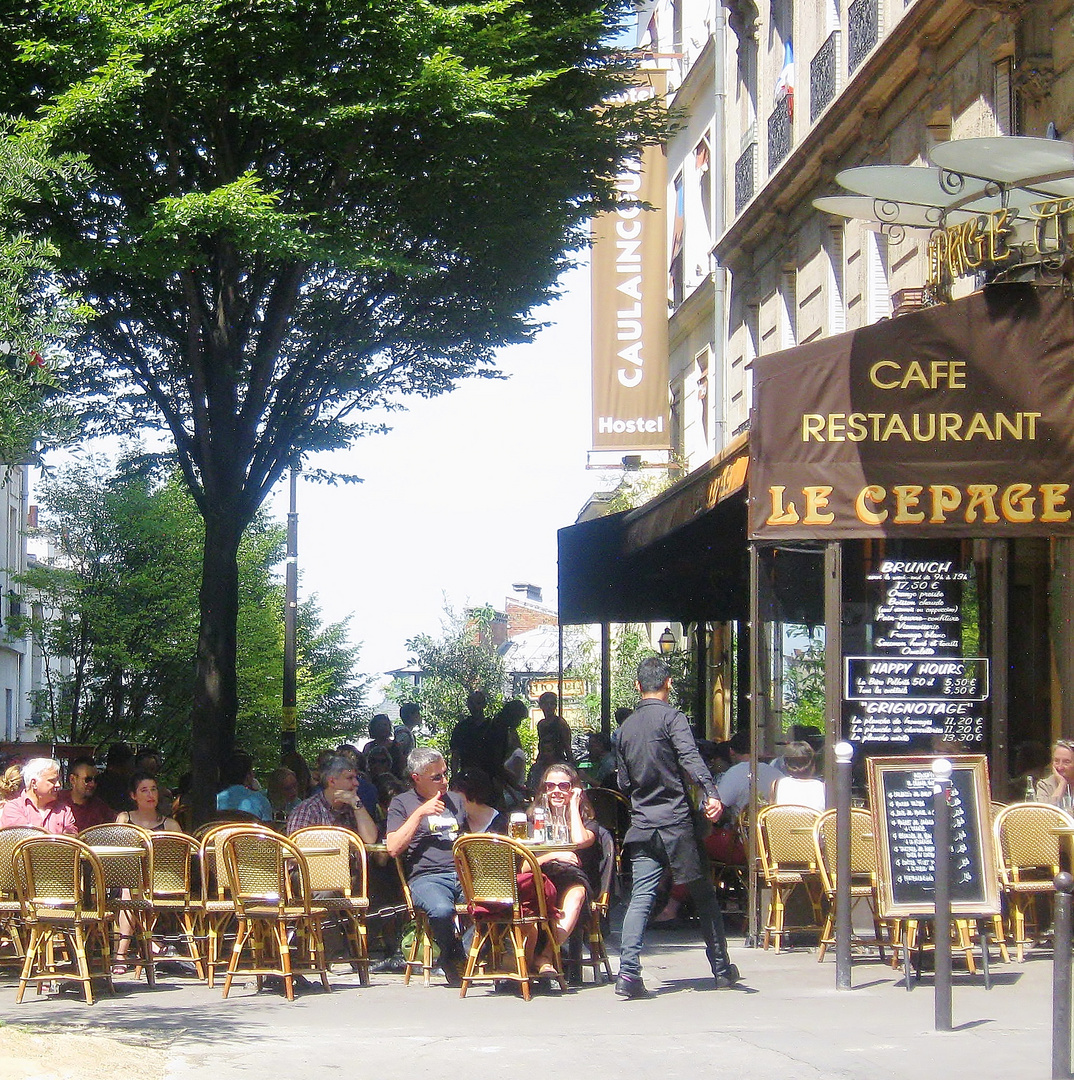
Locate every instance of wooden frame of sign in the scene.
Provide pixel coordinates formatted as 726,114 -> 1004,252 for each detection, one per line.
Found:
867,754 -> 1000,920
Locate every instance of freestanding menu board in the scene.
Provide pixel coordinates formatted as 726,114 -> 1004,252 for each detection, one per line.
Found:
867,754 -> 999,919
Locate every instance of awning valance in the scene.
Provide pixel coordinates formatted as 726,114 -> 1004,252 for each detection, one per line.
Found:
558,445 -> 749,626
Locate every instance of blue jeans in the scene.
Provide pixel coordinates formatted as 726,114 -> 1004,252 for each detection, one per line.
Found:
408,870 -> 465,963
619,833 -> 731,981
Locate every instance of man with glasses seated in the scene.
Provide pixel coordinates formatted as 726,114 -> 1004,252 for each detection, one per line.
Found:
286,756 -> 378,844
385,748 -> 468,987
56,756 -> 116,831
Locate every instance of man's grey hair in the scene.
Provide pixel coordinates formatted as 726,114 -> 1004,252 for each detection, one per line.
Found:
23,758 -> 60,785
319,756 -> 355,786
407,747 -> 444,777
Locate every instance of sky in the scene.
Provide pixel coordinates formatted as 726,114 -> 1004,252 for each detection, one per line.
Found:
264,259 -> 609,686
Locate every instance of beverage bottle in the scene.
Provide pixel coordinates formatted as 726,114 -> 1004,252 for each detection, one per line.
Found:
1024,776 -> 1035,802
532,807 -> 547,843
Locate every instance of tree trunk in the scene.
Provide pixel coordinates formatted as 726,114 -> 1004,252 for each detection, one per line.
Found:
188,508 -> 243,826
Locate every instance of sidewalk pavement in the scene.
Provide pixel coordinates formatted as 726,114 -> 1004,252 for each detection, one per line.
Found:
0,927 -> 1056,1080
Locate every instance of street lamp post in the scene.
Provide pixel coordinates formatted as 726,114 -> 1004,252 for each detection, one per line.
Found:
282,464 -> 300,756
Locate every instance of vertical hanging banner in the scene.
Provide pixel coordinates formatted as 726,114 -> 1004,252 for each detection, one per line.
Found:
591,70 -> 670,452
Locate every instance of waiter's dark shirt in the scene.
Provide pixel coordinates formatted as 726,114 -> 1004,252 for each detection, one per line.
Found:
616,697 -> 719,883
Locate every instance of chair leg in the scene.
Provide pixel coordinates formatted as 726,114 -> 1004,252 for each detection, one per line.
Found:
817,900 -> 834,963
15,925 -> 44,1004
341,911 -> 369,985
510,924 -> 531,1002
222,918 -> 252,999
992,914 -> 1009,964
459,924 -> 487,998
309,917 -> 331,992
772,886 -> 787,953
422,919 -> 433,987
179,912 -> 207,980
956,919 -> 976,974
71,924 -> 94,1005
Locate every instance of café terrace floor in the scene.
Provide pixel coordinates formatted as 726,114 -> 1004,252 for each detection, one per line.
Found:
0,924 -> 1054,1080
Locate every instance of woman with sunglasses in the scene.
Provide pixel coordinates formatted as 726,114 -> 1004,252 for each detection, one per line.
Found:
526,763 -> 597,978
1036,740 -> 1074,808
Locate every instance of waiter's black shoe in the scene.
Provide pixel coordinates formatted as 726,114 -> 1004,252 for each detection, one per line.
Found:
712,964 -> 741,989
614,973 -> 650,999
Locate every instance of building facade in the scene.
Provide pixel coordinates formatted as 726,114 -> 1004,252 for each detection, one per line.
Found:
0,466 -> 34,742
563,1 -> 1074,789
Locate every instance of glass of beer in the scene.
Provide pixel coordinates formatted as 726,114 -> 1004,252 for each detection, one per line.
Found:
509,812 -> 529,840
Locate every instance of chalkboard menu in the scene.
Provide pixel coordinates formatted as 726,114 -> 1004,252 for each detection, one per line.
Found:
867,754 -> 999,919
846,558 -> 989,745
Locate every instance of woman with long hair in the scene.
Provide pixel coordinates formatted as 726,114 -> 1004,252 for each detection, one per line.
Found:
526,762 -> 597,978
116,771 -> 181,833
112,771 -> 180,973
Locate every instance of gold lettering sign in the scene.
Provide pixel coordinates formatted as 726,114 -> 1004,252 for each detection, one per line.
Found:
764,481 -> 1072,529
927,200 -> 1074,293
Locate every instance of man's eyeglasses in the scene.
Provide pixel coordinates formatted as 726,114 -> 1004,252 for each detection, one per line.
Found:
76,775 -> 98,783
427,772 -> 447,782
544,781 -> 572,792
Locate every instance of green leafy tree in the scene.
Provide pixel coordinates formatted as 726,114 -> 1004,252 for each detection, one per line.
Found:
16,454 -> 368,775
391,602 -> 507,760
4,0 -> 663,819
237,588 -> 373,774
0,127 -> 88,461
578,623 -> 651,730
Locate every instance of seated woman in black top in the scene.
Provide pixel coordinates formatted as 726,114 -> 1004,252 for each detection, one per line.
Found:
527,763 -> 597,976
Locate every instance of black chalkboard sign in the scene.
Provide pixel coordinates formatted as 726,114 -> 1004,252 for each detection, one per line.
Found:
867,754 -> 999,919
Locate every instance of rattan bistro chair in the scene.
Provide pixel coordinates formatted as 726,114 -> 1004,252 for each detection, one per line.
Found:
813,807 -> 887,962
197,822 -> 266,987
79,822 -> 157,985
12,835 -> 115,1004
994,802 -> 1073,961
219,829 -> 331,1000
147,831 -> 205,979
394,856 -> 435,986
756,804 -> 824,951
576,822 -> 615,984
290,826 -> 371,984
453,833 -> 567,1000
0,826 -> 45,968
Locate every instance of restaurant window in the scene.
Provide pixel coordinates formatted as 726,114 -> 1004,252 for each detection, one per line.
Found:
994,56 -> 1016,136
865,232 -> 890,324
670,172 -> 685,308
695,345 -> 711,446
754,543 -> 826,760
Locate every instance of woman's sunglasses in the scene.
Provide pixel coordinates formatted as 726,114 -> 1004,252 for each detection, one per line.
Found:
544,780 -> 572,792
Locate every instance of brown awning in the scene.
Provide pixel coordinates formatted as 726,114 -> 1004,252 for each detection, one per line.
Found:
622,433 -> 749,555
750,283 -> 1074,540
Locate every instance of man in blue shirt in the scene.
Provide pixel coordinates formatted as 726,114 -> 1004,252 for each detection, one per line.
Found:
216,750 -> 274,821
